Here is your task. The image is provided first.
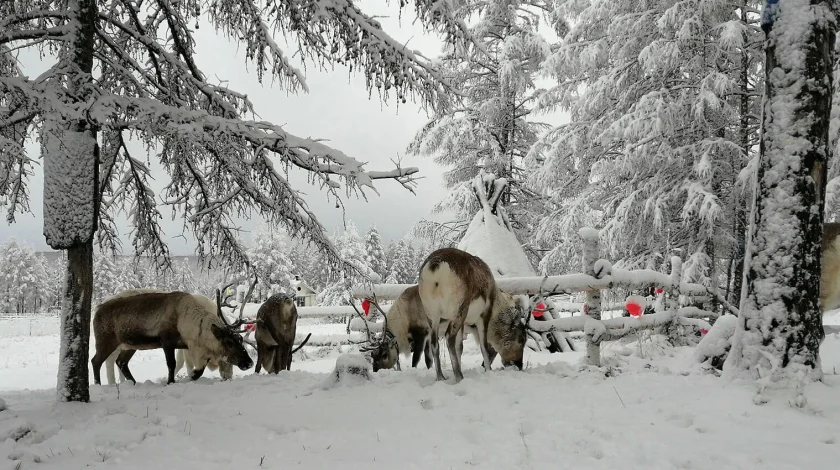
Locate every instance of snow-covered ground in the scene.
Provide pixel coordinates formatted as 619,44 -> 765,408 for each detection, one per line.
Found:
1,316 -> 840,470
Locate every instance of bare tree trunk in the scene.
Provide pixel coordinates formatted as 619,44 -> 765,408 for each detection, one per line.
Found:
724,0 -> 835,383
48,0 -> 99,403
729,0 -> 752,309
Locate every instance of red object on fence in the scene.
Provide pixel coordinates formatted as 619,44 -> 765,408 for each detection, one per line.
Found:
700,329 -> 708,335
655,288 -> 664,295
583,304 -> 589,315
625,294 -> 646,317
532,302 -> 546,318
362,298 -> 371,316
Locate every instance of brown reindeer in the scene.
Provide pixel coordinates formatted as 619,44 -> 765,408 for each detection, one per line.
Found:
366,286 -> 436,372
254,293 -> 312,374
91,289 -> 254,385
418,247 -> 528,383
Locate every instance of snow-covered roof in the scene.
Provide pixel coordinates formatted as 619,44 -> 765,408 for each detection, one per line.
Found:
292,275 -> 318,296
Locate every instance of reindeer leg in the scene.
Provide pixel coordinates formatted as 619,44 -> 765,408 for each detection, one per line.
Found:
115,350 -> 137,385
163,347 -> 177,384
475,317 -> 494,372
411,333 -> 425,368
445,318 -> 466,383
105,350 -> 119,385
91,341 -> 119,386
255,343 -> 264,374
430,319 -> 447,381
424,337 -> 433,369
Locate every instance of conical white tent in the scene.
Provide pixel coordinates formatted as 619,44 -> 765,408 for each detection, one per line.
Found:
457,171 -> 575,353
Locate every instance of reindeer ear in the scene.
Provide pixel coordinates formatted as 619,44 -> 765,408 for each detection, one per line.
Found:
211,323 -> 225,339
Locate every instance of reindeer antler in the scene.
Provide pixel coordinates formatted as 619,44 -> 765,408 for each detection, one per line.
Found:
348,297 -> 374,345
216,276 -> 259,330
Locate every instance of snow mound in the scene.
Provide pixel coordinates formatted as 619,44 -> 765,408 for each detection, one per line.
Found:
593,259 -> 612,278
323,354 -> 372,389
695,315 -> 739,368
578,227 -> 599,240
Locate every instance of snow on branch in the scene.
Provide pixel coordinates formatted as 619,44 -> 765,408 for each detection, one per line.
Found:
525,307 -> 714,344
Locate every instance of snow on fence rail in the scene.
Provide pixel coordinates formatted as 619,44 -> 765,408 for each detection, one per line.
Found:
347,227 -> 731,366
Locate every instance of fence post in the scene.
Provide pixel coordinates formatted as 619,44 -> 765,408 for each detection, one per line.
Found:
580,227 -> 602,367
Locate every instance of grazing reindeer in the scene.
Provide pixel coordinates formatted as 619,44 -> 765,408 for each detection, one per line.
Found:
418,247 -> 528,383
254,292 -> 312,373
99,288 -> 166,385
91,285 -> 254,385
366,286 -> 436,373
174,279 -> 259,380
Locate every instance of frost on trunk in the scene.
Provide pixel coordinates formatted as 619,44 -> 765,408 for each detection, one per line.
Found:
49,0 -> 99,403
724,0 -> 835,385
41,120 -> 98,247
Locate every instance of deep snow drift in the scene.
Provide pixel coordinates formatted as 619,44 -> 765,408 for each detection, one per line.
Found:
0,315 -> 839,470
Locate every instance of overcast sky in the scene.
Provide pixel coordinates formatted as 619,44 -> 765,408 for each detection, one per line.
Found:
1,1 -> 566,255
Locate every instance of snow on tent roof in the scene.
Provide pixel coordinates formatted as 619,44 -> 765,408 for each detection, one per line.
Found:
456,172 -> 535,278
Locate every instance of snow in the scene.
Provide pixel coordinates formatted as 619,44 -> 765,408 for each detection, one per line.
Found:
2,323 -> 840,470
695,315 -> 739,364
41,121 -> 98,249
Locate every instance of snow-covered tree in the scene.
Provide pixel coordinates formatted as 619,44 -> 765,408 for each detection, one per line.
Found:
1,0 -> 476,402
247,226 -> 295,300
407,0 -> 555,254
364,225 -> 387,279
530,0 -> 764,294
317,221 -> 373,306
385,240 -> 417,283
723,0 -> 835,390
92,250 -> 124,304
0,239 -> 51,313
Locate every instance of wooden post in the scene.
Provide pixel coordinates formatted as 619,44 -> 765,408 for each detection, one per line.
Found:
580,227 -> 602,366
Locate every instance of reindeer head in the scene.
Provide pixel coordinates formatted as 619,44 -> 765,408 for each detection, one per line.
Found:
497,294 -> 528,370
354,296 -> 398,372
365,330 -> 399,372
213,277 -> 259,371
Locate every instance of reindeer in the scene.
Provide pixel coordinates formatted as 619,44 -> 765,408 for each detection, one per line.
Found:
173,279 -> 259,380
364,286 -> 436,373
254,292 -> 313,374
91,284 -> 255,385
418,247 -> 528,383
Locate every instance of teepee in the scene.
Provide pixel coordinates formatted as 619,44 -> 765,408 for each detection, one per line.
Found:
458,171 -> 575,353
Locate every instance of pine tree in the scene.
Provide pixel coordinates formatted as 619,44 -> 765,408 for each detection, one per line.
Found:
407,0 -> 555,250
317,221 -> 373,306
92,250 -> 122,304
247,226 -> 295,298
0,239 -> 50,313
1,0 -> 474,402
530,0 -> 763,287
724,0 -> 836,388
364,225 -> 388,280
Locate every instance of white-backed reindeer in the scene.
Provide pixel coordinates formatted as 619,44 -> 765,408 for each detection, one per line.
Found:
91,286 -> 254,385
173,279 -> 258,380
418,247 -> 528,383
365,285 -> 437,372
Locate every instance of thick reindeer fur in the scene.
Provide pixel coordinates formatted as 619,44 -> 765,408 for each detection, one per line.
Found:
370,285 -> 437,372
91,291 -> 253,385
101,289 -> 166,385
255,293 -> 300,374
